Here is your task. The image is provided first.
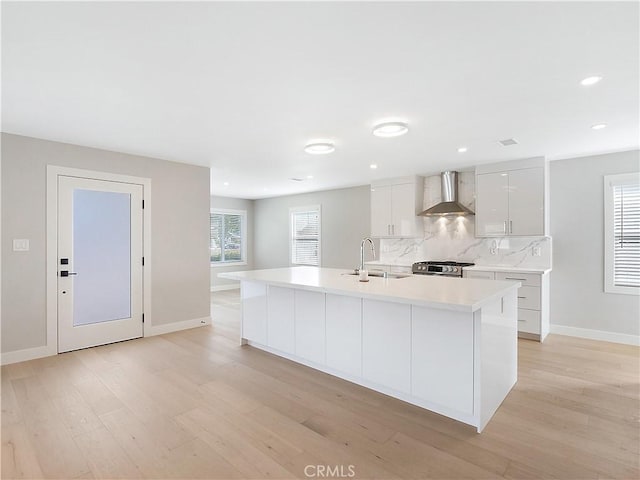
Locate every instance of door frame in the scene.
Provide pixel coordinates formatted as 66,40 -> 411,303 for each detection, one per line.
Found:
46,166 -> 152,354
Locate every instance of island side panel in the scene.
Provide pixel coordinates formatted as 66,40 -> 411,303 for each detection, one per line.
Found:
240,281 -> 267,345
478,290 -> 518,432
411,306 -> 475,417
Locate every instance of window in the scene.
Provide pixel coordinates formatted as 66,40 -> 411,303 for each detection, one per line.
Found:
210,209 -> 247,265
290,206 -> 321,266
604,173 -> 640,294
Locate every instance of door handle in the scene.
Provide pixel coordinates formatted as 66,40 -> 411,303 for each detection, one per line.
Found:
59,271 -> 78,277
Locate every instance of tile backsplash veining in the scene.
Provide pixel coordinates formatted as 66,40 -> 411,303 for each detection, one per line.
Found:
379,172 -> 552,269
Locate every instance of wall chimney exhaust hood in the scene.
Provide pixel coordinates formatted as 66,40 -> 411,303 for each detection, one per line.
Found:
419,171 -> 474,217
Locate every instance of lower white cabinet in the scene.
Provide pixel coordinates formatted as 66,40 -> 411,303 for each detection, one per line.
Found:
241,281 -> 267,344
464,269 -> 550,341
326,294 -> 362,377
411,307 -> 474,415
294,290 -> 326,364
267,286 -> 295,354
362,300 -> 411,394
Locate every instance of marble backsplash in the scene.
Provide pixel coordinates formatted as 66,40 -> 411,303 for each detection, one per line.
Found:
378,172 -> 552,269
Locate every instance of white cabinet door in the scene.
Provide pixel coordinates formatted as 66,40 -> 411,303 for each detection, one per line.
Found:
391,183 -> 417,237
241,281 -> 267,344
411,306 -> 475,415
508,167 -> 544,236
371,185 -> 392,237
476,172 -> 509,236
362,300 -> 411,394
267,286 -> 295,354
326,294 -> 362,377
294,290 -> 326,364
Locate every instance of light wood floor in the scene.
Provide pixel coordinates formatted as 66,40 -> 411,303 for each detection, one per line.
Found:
2,289 -> 639,479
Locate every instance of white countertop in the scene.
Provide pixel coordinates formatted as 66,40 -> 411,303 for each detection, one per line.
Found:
365,260 -> 413,268
465,265 -> 552,274
220,267 -> 520,313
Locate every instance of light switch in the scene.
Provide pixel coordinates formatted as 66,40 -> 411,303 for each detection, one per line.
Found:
13,239 -> 30,252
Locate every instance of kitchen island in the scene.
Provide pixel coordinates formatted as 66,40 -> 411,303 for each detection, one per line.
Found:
219,266 -> 520,432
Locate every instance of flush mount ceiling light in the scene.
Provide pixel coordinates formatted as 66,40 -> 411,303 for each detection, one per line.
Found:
372,121 -> 409,138
304,141 -> 335,154
581,76 -> 603,86
591,123 -> 607,130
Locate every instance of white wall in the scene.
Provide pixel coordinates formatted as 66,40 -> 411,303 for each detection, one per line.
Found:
550,149 -> 640,338
1,133 -> 211,355
254,186 -> 371,270
210,195 -> 254,291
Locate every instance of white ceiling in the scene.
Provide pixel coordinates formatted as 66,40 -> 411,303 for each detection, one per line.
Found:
2,1 -> 639,199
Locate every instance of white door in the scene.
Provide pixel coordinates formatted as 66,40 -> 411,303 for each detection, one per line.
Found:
508,167 -> 544,236
370,185 -> 393,236
58,176 -> 144,353
475,172 -> 509,236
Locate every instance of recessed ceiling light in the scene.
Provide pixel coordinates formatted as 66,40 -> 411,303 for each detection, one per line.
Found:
457,147 -> 468,153
223,182 -> 229,186
591,123 -> 607,130
304,142 -> 335,154
370,164 -> 378,169
306,175 -> 314,179
372,121 -> 409,138
581,76 -> 603,86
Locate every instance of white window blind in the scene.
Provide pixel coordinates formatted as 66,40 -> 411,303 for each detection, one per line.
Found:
605,173 -> 640,295
613,182 -> 640,288
210,211 -> 245,263
291,208 -> 320,266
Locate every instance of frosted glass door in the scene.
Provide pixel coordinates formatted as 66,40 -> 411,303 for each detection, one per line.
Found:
73,189 -> 131,325
58,176 -> 144,353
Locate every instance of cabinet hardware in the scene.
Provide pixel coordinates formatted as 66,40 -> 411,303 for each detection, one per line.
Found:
517,296 -> 526,299
518,319 -> 525,322
506,277 -> 526,281
503,221 -> 507,233
510,220 -> 513,234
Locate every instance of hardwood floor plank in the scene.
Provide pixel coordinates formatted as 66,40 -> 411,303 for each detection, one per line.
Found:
1,422 -> 45,479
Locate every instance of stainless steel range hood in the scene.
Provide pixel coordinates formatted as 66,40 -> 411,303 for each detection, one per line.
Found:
419,171 -> 474,217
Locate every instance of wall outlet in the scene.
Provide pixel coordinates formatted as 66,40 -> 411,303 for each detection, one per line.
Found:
532,246 -> 542,257
13,239 -> 30,251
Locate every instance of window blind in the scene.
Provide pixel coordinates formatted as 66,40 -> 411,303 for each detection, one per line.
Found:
210,212 -> 244,263
291,210 -> 320,266
613,182 -> 640,288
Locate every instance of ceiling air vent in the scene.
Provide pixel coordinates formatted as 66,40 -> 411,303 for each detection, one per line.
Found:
499,138 -> 518,146
289,177 -> 304,182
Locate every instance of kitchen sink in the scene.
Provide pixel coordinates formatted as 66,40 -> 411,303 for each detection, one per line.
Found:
342,270 -> 411,279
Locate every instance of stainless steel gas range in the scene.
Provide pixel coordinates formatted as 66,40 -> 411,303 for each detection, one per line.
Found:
412,261 -> 475,278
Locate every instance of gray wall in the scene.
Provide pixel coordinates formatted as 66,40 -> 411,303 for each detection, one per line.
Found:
1,133 -> 211,353
254,185 -> 371,270
210,195 -> 254,290
550,149 -> 640,336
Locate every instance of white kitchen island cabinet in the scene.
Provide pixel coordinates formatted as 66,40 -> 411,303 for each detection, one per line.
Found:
221,267 -> 520,432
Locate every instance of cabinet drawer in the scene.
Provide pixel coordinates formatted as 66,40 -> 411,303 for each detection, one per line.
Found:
517,308 -> 540,334
464,270 -> 496,280
496,272 -> 541,287
516,286 -> 541,310
390,265 -> 412,274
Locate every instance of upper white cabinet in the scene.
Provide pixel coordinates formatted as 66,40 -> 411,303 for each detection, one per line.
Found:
475,158 -> 548,237
371,176 -> 424,238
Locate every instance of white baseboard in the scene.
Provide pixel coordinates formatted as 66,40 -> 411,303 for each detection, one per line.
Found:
550,324 -> 640,346
211,284 -> 240,292
145,316 -> 211,336
1,344 -> 57,366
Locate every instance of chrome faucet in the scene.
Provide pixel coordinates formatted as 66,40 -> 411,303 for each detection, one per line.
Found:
360,237 -> 376,271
